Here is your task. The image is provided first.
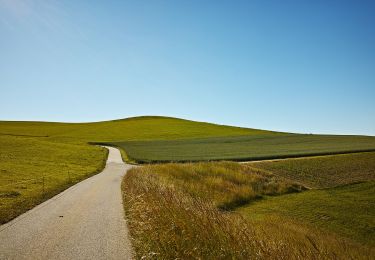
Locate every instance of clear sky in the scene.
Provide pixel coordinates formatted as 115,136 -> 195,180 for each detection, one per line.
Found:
1,0 -> 374,135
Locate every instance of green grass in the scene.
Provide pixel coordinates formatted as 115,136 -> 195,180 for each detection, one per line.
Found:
0,135 -> 107,224
237,152 -> 375,246
238,182 -> 375,246
109,134 -> 375,163
123,162 -> 372,259
250,152 -> 375,188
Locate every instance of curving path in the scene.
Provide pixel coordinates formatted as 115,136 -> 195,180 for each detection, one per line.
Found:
0,146 -> 133,260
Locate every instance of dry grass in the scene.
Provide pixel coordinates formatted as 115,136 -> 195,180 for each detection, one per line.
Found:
122,162 -> 373,259
141,162 -> 305,210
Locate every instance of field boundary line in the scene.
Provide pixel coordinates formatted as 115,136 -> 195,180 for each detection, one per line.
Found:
238,149 -> 375,164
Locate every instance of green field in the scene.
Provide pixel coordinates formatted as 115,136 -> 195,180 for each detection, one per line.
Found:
0,135 -> 107,224
239,181 -> 375,246
109,134 -> 375,163
250,152 -> 375,188
123,161 -> 373,259
238,152 -> 375,246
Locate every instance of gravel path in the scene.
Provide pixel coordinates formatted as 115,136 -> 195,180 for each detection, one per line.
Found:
0,146 -> 133,260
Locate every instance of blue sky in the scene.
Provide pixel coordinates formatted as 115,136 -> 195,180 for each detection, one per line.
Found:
1,0 -> 374,135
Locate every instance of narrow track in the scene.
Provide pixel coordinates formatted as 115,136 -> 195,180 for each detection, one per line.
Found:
0,146 -> 133,260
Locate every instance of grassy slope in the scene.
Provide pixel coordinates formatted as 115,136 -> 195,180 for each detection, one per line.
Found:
239,181 -> 375,246
238,152 -> 375,245
0,116 -> 266,142
250,152 -> 375,188
122,162 -> 372,259
0,135 -> 107,224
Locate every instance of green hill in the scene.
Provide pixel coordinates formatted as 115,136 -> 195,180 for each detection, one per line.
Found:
1,116 -> 375,223
0,116 -> 273,142
1,116 -> 375,163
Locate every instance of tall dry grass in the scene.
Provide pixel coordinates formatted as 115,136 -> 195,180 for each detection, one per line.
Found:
122,162 -> 373,259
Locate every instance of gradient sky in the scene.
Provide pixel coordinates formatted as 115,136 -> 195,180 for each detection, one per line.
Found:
1,0 -> 374,135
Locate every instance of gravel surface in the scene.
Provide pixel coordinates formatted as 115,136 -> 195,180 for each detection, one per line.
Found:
0,146 -> 133,260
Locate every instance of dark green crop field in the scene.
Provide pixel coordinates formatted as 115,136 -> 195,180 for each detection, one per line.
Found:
109,134 -> 375,163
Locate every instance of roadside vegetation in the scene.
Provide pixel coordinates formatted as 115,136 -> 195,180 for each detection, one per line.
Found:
128,162 -> 305,211
0,135 -> 107,224
122,162 -> 373,259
